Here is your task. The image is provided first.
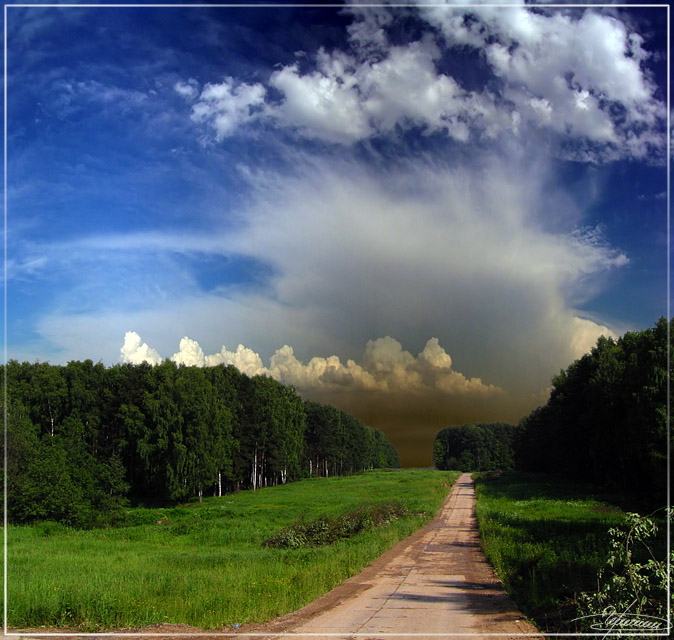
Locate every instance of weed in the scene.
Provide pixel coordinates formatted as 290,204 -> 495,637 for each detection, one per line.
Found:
575,511 -> 672,637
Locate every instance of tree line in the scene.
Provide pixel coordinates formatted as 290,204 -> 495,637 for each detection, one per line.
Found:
433,317 -> 670,510
518,317 -> 670,508
433,422 -> 519,472
3,359 -> 400,527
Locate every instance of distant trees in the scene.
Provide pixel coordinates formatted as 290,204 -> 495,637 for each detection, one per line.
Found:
304,401 -> 400,476
433,422 -> 520,472
2,360 -> 400,526
518,317 -> 671,508
435,319 -> 670,509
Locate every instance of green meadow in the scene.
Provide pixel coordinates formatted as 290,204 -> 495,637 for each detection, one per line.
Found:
474,472 -> 667,632
8,469 -> 460,631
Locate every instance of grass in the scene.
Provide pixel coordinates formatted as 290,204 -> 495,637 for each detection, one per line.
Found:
8,469 -> 460,631
473,471 -> 665,632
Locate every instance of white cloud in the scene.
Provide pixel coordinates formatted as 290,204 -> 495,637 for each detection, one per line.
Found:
345,6 -> 393,53
190,77 -> 266,139
172,336 -> 207,367
269,55 -> 372,144
268,344 -> 381,392
419,337 -> 452,369
357,36 -> 497,141
570,316 -> 617,360
120,331 -> 162,366
205,344 -> 271,377
122,332 -> 504,398
174,78 -> 200,101
419,5 -> 665,158
261,34 -> 506,144
177,5 -> 664,160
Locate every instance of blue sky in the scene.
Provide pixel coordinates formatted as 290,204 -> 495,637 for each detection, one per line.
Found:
5,2 -> 669,464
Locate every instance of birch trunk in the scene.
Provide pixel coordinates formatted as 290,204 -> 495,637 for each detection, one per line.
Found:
261,451 -> 266,488
252,448 -> 258,491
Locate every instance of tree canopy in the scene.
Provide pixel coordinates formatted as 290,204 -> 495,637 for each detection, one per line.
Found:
3,360 -> 400,527
517,317 -> 671,509
433,422 -> 520,472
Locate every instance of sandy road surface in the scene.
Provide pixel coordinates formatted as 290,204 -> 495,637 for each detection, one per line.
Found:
259,473 -> 544,639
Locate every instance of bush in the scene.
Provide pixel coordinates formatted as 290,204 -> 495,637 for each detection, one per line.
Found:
263,502 -> 410,548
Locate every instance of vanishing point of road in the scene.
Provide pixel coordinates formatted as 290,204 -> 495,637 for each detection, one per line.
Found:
261,473 -> 544,639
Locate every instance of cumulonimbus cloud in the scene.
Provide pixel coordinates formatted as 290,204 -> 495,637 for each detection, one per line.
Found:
48,148 -> 627,402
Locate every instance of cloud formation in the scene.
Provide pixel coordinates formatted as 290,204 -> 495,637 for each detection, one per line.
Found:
50,150 -> 626,403
180,5 -> 664,159
123,332 -> 503,398
9,5 -> 662,465
117,322 -> 613,467
420,4 -> 664,158
188,77 -> 266,140
120,331 -> 162,366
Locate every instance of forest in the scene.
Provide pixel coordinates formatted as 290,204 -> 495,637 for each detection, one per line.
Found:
433,422 -> 519,472
3,359 -> 400,527
517,316 -> 670,508
434,317 -> 671,510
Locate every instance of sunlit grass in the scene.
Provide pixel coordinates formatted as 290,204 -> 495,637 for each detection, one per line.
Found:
9,469 -> 460,630
474,472 -> 633,632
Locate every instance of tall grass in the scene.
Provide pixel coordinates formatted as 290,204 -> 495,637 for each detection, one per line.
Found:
9,469 -> 460,630
473,472 -> 645,632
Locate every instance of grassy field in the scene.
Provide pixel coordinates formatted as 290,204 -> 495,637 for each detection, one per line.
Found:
9,469 -> 460,631
473,472 -> 665,632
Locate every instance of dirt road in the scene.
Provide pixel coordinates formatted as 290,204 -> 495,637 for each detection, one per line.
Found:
17,474 -> 544,640
259,473 -> 544,639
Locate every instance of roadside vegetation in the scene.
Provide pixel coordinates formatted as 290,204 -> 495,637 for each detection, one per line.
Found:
436,317 -> 670,512
473,472 -> 668,633
437,318 -> 670,631
263,501 -> 412,548
576,510 -> 673,637
8,469 -> 460,631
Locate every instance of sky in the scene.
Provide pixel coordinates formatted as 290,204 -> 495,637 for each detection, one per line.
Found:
5,1 -> 669,466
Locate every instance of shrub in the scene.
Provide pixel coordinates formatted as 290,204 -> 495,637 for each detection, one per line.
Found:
263,502 -> 411,548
